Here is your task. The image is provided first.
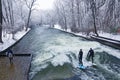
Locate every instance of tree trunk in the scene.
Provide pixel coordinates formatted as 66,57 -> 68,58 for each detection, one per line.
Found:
91,0 -> 99,36
0,0 -> 3,43
72,0 -> 75,27
93,15 -> 98,36
76,0 -> 80,28
26,9 -> 31,31
62,5 -> 67,31
71,0 -> 76,32
25,0 -> 36,31
64,16 -> 67,30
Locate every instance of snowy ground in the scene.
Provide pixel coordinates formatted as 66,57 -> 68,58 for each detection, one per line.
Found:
99,32 -> 120,41
54,24 -> 120,41
0,29 -> 30,52
54,25 -> 88,37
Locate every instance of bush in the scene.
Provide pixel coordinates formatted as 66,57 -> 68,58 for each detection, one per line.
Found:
110,27 -> 118,34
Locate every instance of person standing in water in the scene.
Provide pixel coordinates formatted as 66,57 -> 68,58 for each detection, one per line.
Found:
87,48 -> 94,63
78,49 -> 83,65
6,49 -> 14,64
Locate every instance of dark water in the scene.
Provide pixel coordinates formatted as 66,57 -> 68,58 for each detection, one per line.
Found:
12,26 -> 120,80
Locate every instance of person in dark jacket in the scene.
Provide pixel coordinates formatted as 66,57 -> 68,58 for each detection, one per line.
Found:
6,49 -> 14,64
87,48 -> 94,63
78,49 -> 83,65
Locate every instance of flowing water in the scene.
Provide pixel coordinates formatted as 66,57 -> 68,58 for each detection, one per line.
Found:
13,26 -> 120,80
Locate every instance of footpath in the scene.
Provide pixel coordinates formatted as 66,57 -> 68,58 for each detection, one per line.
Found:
0,29 -> 32,80
0,56 -> 31,80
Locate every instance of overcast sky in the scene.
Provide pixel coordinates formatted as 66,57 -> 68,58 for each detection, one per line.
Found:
36,0 -> 55,10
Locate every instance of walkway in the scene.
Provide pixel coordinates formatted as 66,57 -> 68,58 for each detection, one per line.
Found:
0,56 -> 31,80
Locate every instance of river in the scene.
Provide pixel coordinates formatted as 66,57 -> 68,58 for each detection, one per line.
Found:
13,26 -> 120,80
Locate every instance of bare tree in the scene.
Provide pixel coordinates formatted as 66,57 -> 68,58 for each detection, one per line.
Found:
0,0 -> 3,43
2,0 -> 9,25
54,0 -> 68,30
61,2 -> 67,30
76,0 -> 80,28
2,0 -> 27,40
5,0 -> 15,39
51,0 -> 119,34
89,0 -> 99,36
70,0 -> 77,32
104,0 -> 116,33
24,0 -> 37,31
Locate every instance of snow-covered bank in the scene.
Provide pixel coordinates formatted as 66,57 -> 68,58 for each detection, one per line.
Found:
54,24 -> 120,41
99,32 -> 120,41
0,29 -> 30,52
54,25 -> 88,38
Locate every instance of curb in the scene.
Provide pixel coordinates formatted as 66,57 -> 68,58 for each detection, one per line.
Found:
0,54 -> 31,57
27,54 -> 33,80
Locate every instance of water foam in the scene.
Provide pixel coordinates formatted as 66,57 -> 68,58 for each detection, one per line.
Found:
30,29 -> 120,79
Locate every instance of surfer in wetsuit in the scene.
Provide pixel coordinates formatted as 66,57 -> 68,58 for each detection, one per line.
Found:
78,49 -> 83,65
87,48 -> 94,63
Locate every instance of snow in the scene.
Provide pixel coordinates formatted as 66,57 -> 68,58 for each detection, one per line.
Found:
92,36 -> 120,44
54,24 -> 120,41
0,29 -> 30,52
54,24 -> 63,30
54,24 -> 88,38
99,32 -> 120,41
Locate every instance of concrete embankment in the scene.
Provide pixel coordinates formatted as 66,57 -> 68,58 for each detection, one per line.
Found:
91,35 -> 120,49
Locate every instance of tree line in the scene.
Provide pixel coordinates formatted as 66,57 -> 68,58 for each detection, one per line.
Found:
48,0 -> 120,36
0,0 -> 37,43
0,0 -> 120,43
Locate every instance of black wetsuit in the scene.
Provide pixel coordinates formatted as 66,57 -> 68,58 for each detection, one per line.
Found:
79,50 -> 83,65
88,49 -> 94,63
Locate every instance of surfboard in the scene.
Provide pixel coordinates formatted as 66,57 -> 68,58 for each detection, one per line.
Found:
92,63 -> 96,65
91,63 -> 97,68
79,64 -> 86,69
